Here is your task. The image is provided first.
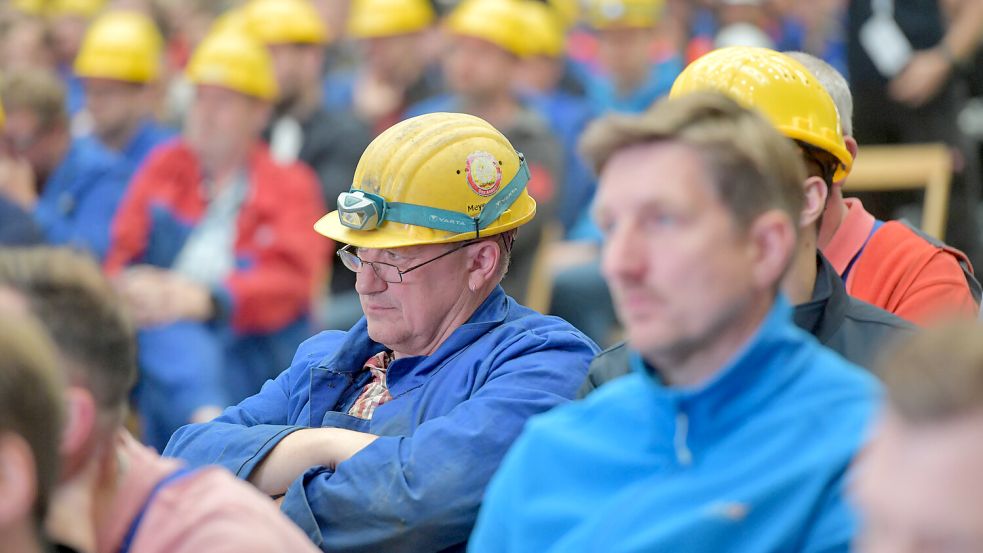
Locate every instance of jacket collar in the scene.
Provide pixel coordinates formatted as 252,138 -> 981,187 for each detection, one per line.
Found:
628,295 -> 808,429
793,253 -> 850,345
317,285 -> 511,383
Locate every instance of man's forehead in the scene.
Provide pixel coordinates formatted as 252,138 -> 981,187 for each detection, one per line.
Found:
596,142 -> 714,206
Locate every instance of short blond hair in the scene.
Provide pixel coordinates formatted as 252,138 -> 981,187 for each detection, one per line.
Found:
879,322 -> 983,422
579,91 -> 807,231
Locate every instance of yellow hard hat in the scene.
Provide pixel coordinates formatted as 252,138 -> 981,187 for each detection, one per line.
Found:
186,29 -> 278,100
211,7 -> 250,35
315,112 -> 537,249
0,98 -> 5,129
445,0 -> 531,57
244,0 -> 330,45
586,0 -> 664,29
347,0 -> 435,38
48,0 -> 105,17
74,11 -> 163,83
546,0 -> 580,29
518,1 -> 566,58
669,46 -> 852,181
12,0 -> 45,15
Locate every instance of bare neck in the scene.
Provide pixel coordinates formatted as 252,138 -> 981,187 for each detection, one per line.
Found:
817,189 -> 849,249
0,525 -> 46,553
782,231 -> 819,305
392,283 -> 496,359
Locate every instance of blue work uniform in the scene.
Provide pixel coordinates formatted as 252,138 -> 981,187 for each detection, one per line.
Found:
165,287 -> 598,552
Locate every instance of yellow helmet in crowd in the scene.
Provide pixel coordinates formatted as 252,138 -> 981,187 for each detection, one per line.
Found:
245,0 -> 329,45
47,0 -> 105,17
74,11 -> 163,83
669,46 -> 853,181
315,112 -> 537,249
585,0 -> 665,29
347,0 -> 435,38
445,0 -> 531,57
186,29 -> 278,101
518,0 -> 566,58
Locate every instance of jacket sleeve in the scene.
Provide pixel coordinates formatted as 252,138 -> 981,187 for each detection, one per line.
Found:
218,163 -> 329,333
277,330 -> 597,552
104,152 -> 163,274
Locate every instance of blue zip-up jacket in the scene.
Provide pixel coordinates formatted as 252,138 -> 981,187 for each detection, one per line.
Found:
164,286 -> 599,552
470,296 -> 882,553
34,137 -> 131,260
120,119 -> 175,167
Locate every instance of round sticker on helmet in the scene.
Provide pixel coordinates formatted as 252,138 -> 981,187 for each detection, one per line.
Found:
465,151 -> 503,197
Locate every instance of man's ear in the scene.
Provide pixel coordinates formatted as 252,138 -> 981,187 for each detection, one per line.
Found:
800,175 -> 829,229
59,387 -> 97,479
0,433 -> 37,526
747,210 -> 798,290
845,136 -> 859,162
466,240 -> 501,292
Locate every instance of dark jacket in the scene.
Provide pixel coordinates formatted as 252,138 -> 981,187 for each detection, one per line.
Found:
580,254 -> 913,396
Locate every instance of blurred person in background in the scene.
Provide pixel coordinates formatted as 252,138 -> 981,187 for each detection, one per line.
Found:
0,68 -> 131,260
165,112 -> 598,552
471,91 -> 881,553
853,321 -> 983,552
0,98 -> 45,246
713,0 -> 775,49
0,12 -> 57,73
74,10 -> 175,167
578,0 -> 683,114
47,0 -> 106,118
582,47 -> 914,395
847,0 -> 983,267
105,28 -> 326,450
788,51 -> 981,324
0,248 -> 321,553
323,0 -> 441,135
409,0 -> 564,309
514,0 -> 596,235
244,0 -> 372,332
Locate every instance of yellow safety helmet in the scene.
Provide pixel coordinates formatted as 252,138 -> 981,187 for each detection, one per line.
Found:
547,0 -> 580,30
347,0 -> 435,39
586,0 -> 664,29
48,0 -> 105,17
12,0 -> 45,15
445,0 -> 531,57
315,112 -> 537,249
669,46 -> 852,181
518,1 -> 566,58
186,29 -> 278,101
74,11 -> 163,83
0,98 -> 5,129
244,0 -> 330,45
211,7 -> 250,35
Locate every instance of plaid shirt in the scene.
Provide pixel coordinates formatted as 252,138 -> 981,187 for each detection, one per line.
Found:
348,351 -> 394,419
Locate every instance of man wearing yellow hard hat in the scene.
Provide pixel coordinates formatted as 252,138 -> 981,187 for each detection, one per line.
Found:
165,111 -> 598,551
324,0 -> 441,134
583,47 -> 912,391
244,0 -> 372,333
74,10 -> 175,166
409,0 -> 564,308
105,27 -> 327,450
578,0 -> 683,114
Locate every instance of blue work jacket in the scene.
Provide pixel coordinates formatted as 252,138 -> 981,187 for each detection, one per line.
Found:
470,296 -> 882,553
34,137 -> 131,260
165,286 -> 598,552
120,119 -> 175,167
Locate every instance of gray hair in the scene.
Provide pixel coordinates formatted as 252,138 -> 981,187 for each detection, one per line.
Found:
786,51 -> 853,136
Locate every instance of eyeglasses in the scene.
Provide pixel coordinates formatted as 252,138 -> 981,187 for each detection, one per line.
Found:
337,241 -> 478,283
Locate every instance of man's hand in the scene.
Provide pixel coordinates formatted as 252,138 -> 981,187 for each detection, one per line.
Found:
249,428 -> 378,497
889,49 -> 952,108
116,267 -> 214,327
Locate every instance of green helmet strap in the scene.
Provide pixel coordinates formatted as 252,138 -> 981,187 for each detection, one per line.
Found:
337,157 -> 531,237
